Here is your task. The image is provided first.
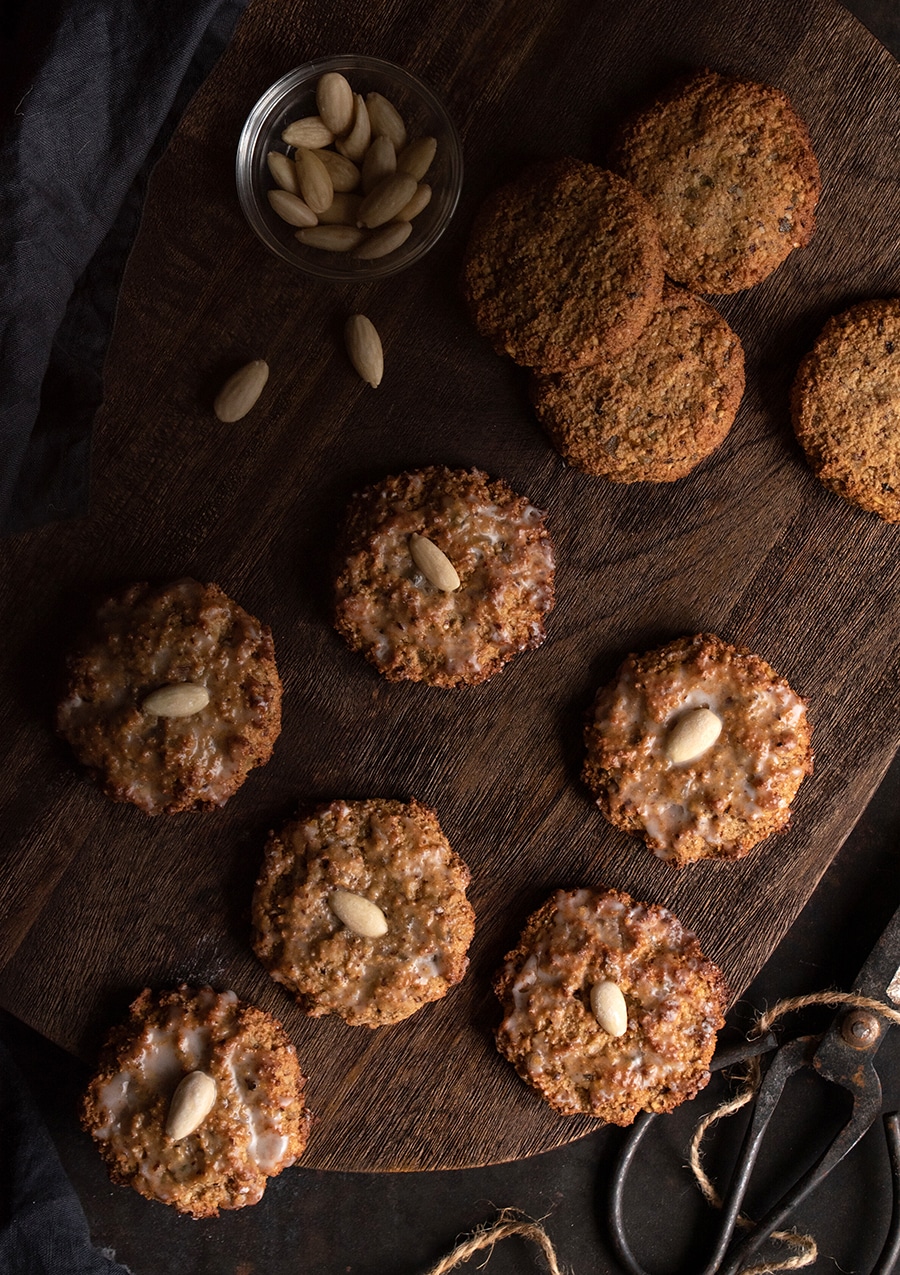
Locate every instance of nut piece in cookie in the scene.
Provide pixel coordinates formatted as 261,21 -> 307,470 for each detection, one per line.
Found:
333,466 -> 555,688
530,283 -> 745,481
791,298 -> 900,521
56,578 -> 282,814
461,157 -> 664,372
494,886 -> 727,1123
583,634 -> 812,866
611,69 -> 820,294
80,986 -> 310,1218
252,798 -> 476,1027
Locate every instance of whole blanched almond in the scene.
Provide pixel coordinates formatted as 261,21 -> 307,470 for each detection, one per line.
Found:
266,150 -> 301,195
354,221 -> 412,260
665,707 -> 723,764
296,224 -> 365,251
330,887 -> 388,938
282,114 -> 334,149
361,134 -> 397,194
344,314 -> 383,387
142,683 -> 210,717
397,135 -> 437,181
395,183 -> 431,221
213,358 -> 269,422
357,173 -> 418,228
316,71 -> 354,135
317,191 -> 363,225
317,148 -> 361,192
365,92 -> 407,150
166,1071 -> 217,1141
267,188 -> 318,227
295,148 -> 334,214
590,980 -> 628,1037
336,94 -> 371,162
409,533 -> 460,591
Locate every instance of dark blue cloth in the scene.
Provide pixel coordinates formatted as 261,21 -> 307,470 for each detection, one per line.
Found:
0,0 -> 248,536
0,1040 -> 129,1274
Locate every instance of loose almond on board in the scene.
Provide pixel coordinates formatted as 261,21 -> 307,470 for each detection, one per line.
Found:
213,359 -> 269,422
344,314 -> 384,387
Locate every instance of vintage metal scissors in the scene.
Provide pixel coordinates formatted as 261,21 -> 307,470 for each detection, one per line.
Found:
609,901 -> 900,1275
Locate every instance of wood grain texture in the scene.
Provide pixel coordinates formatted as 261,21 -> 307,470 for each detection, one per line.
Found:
1,0 -> 900,1172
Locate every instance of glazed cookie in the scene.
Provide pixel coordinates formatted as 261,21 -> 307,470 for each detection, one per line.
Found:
583,634 -> 812,866
333,466 -> 555,688
791,299 -> 900,521
494,887 -> 727,1123
56,578 -> 282,814
81,986 -> 310,1218
252,798 -> 476,1027
611,70 -> 820,294
530,283 -> 745,480
461,157 -> 664,371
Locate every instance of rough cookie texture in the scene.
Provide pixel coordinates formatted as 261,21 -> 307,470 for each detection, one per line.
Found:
791,298 -> 900,521
80,986 -> 310,1218
333,466 -> 555,688
611,70 -> 820,294
530,283 -> 745,480
583,634 -> 812,866
252,798 -> 476,1027
461,157 -> 664,371
494,887 -> 727,1123
56,578 -> 282,813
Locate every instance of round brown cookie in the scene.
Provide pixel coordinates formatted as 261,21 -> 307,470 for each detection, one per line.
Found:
56,578 -> 282,814
611,69 -> 820,294
530,282 -> 745,480
494,886 -> 727,1123
461,157 -> 664,372
332,466 -> 555,688
252,798 -> 475,1027
583,633 -> 812,866
80,986 -> 310,1218
791,298 -> 900,521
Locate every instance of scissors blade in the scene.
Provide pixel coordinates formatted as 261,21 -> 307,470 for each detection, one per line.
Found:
848,898 -> 900,1004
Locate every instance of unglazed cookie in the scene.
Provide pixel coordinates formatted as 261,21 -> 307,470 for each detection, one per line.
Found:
333,466 -> 555,688
56,578 -> 281,814
252,798 -> 476,1027
461,157 -> 664,371
791,299 -> 900,521
611,70 -> 820,294
530,283 -> 745,480
494,887 -> 727,1123
583,634 -> 812,866
80,986 -> 310,1218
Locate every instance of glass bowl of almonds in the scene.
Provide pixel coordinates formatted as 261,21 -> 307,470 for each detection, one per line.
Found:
236,55 -> 463,280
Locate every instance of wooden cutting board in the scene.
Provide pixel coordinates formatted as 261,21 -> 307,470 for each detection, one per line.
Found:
1,0 -> 899,1172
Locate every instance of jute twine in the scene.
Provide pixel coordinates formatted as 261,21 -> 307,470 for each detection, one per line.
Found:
420,991 -> 900,1275
420,1207 -> 565,1274
688,989 -> 900,1275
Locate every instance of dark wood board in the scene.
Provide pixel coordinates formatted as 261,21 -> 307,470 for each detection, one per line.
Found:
2,0 -> 900,1173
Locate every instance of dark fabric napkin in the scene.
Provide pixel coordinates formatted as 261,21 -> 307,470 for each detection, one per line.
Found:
0,1040 -> 129,1275
0,0 -> 249,537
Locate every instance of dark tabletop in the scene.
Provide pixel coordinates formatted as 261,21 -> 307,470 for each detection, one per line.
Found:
4,1 -> 900,1272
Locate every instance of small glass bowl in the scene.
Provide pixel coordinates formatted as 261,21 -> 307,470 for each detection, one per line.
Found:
236,55 -> 463,281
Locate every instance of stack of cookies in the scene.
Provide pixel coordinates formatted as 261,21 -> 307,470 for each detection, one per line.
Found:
462,70 -> 822,483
